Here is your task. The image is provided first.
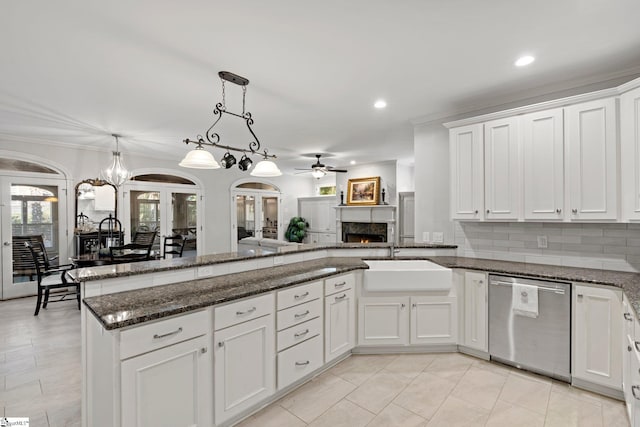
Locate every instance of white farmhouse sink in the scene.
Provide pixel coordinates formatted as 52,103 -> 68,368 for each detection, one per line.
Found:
364,260 -> 452,292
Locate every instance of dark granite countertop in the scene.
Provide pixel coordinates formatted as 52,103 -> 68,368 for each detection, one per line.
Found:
428,256 -> 640,316
68,242 -> 457,282
84,257 -> 368,330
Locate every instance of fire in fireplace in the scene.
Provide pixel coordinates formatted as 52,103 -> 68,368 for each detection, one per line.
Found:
342,222 -> 387,243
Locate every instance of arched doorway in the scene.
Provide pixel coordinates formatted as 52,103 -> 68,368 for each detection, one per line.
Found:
122,171 -> 203,258
230,180 -> 282,252
0,154 -> 71,299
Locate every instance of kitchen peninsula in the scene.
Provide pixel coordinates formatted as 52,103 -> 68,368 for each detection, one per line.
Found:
78,243 -> 640,427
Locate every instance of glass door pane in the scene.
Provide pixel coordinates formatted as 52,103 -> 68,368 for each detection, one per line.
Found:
261,196 -> 278,240
1,179 -> 67,299
236,195 -> 256,244
130,190 -> 161,254
170,192 -> 198,257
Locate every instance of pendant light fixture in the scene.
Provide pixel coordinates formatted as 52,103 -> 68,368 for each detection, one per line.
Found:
101,134 -> 131,187
181,71 -> 281,177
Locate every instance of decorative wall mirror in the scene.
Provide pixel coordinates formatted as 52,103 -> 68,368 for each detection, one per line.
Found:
74,178 -> 117,231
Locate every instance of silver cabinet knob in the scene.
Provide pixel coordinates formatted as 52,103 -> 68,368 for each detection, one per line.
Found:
486,209 -> 490,214
474,210 -> 479,214
556,209 -> 562,214
572,209 -> 578,214
625,313 -> 633,321
3,241 -> 10,246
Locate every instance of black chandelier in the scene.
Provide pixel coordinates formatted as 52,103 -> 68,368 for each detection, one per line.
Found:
180,71 -> 281,177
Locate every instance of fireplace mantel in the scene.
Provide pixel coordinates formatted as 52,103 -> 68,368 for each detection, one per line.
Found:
335,205 -> 396,243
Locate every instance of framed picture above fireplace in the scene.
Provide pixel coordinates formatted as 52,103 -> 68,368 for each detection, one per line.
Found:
347,176 -> 380,205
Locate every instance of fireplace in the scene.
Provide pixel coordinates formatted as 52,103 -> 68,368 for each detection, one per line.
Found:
342,222 -> 387,243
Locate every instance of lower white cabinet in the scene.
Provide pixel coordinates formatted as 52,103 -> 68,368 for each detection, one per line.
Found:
573,284 -> 622,390
463,271 -> 488,352
325,282 -> 355,363
277,335 -> 324,389
213,314 -> 275,425
358,295 -> 457,346
121,335 -> 212,427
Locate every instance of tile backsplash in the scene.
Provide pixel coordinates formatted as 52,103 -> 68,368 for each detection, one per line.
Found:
455,222 -> 640,272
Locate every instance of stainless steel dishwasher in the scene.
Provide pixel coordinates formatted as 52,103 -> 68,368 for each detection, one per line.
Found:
489,274 -> 571,382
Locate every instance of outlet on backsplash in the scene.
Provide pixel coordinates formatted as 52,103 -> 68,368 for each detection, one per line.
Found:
422,232 -> 430,243
537,235 -> 548,249
432,232 -> 444,243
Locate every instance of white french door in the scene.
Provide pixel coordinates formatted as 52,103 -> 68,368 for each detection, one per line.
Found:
121,182 -> 202,258
231,189 -> 281,252
0,175 -> 69,299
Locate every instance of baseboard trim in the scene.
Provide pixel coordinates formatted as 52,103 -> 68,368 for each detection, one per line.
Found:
571,377 -> 624,401
457,345 -> 490,360
353,344 -> 458,354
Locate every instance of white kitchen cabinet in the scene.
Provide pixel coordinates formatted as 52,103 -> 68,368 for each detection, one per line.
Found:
358,297 -> 408,346
325,275 -> 355,363
299,197 -> 337,233
573,284 -> 622,390
621,86 -> 640,221
522,108 -> 564,220
484,116 -> 520,220
463,271 -> 488,352
622,294 -> 637,424
410,296 -> 457,345
121,335 -> 212,427
449,123 -> 484,220
214,314 -> 275,425
565,98 -> 618,220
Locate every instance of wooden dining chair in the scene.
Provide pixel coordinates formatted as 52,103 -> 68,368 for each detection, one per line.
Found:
163,235 -> 187,258
26,241 -> 80,315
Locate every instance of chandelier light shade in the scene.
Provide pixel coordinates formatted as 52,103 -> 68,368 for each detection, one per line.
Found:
251,158 -> 282,177
179,144 -> 221,169
101,134 -> 131,187
181,71 -> 280,174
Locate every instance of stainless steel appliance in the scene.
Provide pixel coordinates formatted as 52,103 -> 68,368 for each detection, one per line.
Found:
489,274 -> 571,381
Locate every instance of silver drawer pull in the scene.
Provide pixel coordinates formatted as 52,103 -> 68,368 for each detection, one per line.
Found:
294,291 -> 310,299
153,327 -> 183,340
294,329 -> 310,338
295,360 -> 310,366
294,310 -> 310,319
633,385 -> 640,400
625,313 -> 634,321
335,293 -> 347,301
635,341 -> 640,352
236,307 -> 257,316
334,281 -> 346,288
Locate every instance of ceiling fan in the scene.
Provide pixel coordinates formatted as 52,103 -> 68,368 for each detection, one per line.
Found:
295,154 -> 348,178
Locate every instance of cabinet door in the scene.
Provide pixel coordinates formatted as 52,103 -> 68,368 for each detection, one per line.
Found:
622,295 -> 635,421
450,124 -> 484,220
410,296 -> 457,345
214,315 -> 275,425
121,335 -> 212,427
573,285 -> 622,389
621,87 -> 640,221
484,117 -> 520,220
463,271 -> 488,352
565,98 -> 618,220
325,287 -> 355,362
318,232 -> 336,244
358,297 -> 409,346
318,199 -> 337,232
522,108 -> 564,220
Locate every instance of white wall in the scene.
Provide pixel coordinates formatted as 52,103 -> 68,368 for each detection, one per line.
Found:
413,122 -> 453,243
396,161 -> 414,192
336,160 -> 397,205
0,138 -> 312,254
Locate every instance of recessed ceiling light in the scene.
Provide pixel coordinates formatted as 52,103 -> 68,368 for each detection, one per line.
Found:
515,55 -> 535,67
350,160 -> 356,165
374,99 -> 387,109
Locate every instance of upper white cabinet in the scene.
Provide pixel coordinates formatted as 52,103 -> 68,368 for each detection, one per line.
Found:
484,117 -> 520,220
565,98 -> 618,220
449,123 -> 484,220
522,108 -> 565,220
621,86 -> 640,221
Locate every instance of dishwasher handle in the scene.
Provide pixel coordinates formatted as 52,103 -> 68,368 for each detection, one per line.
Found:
490,280 -> 566,295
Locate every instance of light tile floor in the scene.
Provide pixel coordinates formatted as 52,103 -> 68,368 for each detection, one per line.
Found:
0,296 -> 630,427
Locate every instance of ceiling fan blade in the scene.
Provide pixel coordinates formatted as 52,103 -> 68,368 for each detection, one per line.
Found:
294,168 -> 313,171
326,168 -> 348,173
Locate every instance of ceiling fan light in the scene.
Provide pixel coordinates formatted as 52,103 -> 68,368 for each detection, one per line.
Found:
179,145 -> 221,169
251,159 -> 282,177
311,169 -> 326,179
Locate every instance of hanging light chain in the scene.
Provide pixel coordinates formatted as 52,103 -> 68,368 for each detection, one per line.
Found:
242,85 -> 247,115
221,79 -> 226,109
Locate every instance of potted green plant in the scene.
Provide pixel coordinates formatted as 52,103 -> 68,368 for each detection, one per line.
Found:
284,217 -> 309,243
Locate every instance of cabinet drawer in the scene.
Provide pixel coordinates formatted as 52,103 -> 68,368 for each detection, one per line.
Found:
277,281 -> 323,310
324,273 -> 354,296
277,317 -> 322,352
120,310 -> 209,360
277,298 -> 322,331
277,335 -> 323,390
215,293 -> 274,331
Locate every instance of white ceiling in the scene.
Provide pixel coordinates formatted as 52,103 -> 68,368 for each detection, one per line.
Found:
2,0 -> 640,173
